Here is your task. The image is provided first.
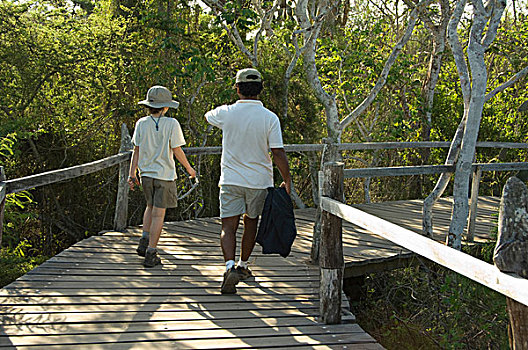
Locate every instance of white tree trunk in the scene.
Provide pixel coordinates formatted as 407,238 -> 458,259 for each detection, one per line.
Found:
446,0 -> 506,249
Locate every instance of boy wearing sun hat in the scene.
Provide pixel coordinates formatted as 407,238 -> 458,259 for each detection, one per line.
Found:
129,85 -> 196,267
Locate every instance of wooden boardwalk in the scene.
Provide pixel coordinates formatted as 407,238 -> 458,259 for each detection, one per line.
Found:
0,197 -> 499,349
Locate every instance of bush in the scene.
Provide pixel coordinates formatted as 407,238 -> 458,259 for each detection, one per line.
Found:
350,249 -> 509,349
0,243 -> 48,288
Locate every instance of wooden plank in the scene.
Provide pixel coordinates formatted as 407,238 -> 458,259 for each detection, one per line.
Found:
0,318 -> 362,339
0,316 -> 327,335
321,197 -> 528,306
0,294 -> 320,307
344,164 -> 453,178
0,324 -> 374,347
1,308 -> 320,325
0,287 -> 322,297
0,300 -> 321,314
6,333 -> 378,350
4,279 -> 320,289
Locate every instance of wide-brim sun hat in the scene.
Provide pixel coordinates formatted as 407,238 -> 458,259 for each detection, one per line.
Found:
235,68 -> 262,83
138,85 -> 180,109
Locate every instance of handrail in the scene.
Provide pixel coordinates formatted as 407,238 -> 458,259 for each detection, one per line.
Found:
4,152 -> 132,196
344,164 -> 455,178
343,162 -> 528,178
182,141 -> 528,155
320,196 -> 528,307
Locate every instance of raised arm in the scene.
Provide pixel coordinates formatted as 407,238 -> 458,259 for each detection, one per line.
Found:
271,147 -> 291,195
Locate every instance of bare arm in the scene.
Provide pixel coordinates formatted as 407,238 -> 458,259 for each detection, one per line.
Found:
271,148 -> 291,195
172,147 -> 197,178
127,146 -> 140,190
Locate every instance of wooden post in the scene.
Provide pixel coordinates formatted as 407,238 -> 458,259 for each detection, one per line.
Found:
466,166 -> 482,242
0,166 -> 6,248
114,124 -> 133,231
311,140 -> 340,263
319,161 -> 344,324
494,176 -> 528,350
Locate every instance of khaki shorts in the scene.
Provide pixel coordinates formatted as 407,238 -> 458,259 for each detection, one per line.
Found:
219,185 -> 267,219
141,177 -> 178,208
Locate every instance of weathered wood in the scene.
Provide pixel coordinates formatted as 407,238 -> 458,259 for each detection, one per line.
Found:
321,196 -> 528,306
181,141 -> 528,156
5,152 -> 131,195
319,268 -> 343,324
494,177 -> 528,350
114,124 -> 133,231
319,162 -> 344,324
344,164 -> 454,178
476,162 -> 528,172
310,171 -> 325,263
0,209 -> 377,349
0,166 -> 5,247
466,166 -> 482,242
344,162 -> 528,180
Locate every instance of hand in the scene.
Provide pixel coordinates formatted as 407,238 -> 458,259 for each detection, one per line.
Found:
280,181 -> 291,195
187,167 -> 197,179
127,176 -> 139,190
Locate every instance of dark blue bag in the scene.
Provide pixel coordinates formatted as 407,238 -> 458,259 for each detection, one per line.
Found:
256,187 -> 297,258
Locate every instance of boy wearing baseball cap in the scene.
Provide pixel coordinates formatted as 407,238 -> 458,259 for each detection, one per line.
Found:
129,85 -> 196,267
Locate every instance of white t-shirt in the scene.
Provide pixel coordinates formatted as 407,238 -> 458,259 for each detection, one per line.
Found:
205,100 -> 284,189
131,116 -> 186,181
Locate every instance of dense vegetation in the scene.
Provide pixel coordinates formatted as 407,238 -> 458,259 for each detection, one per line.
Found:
1,0 -> 527,347
351,240 -> 510,349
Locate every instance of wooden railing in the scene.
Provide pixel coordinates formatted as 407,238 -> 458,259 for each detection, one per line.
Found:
318,161 -> 528,347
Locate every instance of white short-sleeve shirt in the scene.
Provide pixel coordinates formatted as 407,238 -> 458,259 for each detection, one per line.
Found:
132,116 -> 186,181
205,100 -> 284,189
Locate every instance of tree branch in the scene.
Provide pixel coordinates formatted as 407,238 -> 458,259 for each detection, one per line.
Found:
447,0 -> 471,106
485,65 -> 528,102
339,0 -> 431,131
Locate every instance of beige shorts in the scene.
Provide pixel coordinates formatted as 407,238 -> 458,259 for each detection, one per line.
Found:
219,185 -> 267,219
141,177 -> 178,208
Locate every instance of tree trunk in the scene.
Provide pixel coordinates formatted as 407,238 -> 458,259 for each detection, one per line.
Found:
447,0 -> 501,249
422,116 -> 465,237
494,176 -> 528,350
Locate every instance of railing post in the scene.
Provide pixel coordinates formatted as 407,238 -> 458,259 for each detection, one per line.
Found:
494,176 -> 528,350
466,166 -> 482,242
114,124 -> 133,231
0,166 -> 6,247
311,139 -> 340,263
319,161 -> 344,324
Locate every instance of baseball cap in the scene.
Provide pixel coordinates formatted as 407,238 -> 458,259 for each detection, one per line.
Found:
235,68 -> 262,83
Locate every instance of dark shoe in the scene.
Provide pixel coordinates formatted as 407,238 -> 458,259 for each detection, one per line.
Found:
143,249 -> 162,267
236,266 -> 253,280
221,267 -> 240,294
136,237 -> 149,257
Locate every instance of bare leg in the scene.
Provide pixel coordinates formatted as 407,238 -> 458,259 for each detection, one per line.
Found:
148,206 -> 166,249
143,205 -> 152,233
221,216 -> 240,262
241,215 -> 258,261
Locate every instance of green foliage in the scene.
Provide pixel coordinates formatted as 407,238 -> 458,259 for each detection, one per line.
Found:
0,243 -> 48,288
351,256 -> 509,349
